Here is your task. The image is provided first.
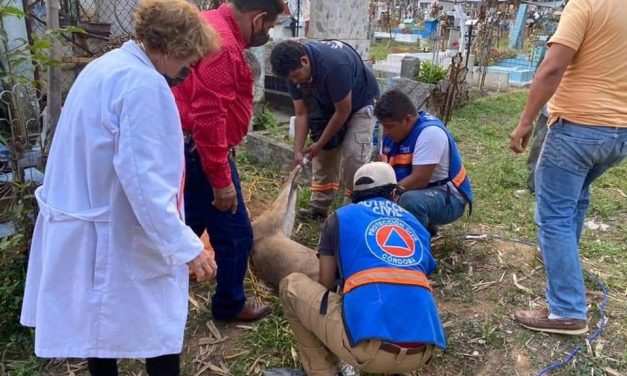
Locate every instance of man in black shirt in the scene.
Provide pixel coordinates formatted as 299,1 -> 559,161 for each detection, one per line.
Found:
270,40 -> 380,219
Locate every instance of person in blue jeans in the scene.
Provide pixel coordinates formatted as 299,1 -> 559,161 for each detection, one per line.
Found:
509,0 -> 627,335
375,90 -> 473,236
184,150 -> 256,320
173,0 -> 284,322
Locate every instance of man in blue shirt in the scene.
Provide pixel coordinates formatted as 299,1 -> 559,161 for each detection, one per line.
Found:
278,162 -> 444,375
270,40 -> 380,219
376,90 -> 473,236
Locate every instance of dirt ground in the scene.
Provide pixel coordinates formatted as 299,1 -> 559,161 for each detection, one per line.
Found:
38,168 -> 626,376
177,176 -> 626,376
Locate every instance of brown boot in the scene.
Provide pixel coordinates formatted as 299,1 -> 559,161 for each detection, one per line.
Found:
230,301 -> 272,322
514,308 -> 588,335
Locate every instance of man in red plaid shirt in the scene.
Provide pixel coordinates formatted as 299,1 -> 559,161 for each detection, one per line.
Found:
172,0 -> 283,322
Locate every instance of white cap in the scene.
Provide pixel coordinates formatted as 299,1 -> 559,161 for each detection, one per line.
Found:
353,162 -> 397,192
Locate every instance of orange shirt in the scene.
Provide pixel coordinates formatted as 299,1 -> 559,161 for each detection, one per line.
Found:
547,0 -> 627,127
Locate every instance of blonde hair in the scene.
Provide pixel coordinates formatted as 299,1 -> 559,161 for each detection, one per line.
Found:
134,0 -> 220,61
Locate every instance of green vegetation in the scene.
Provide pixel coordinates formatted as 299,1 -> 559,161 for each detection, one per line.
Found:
415,60 -> 447,84
7,92 -> 626,375
369,39 -> 421,62
252,106 -> 292,144
222,92 -> 626,376
252,105 -> 279,132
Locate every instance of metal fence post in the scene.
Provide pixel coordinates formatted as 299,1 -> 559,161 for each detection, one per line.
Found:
45,0 -> 62,157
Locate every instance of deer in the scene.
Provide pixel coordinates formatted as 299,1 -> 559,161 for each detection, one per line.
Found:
250,165 -> 319,291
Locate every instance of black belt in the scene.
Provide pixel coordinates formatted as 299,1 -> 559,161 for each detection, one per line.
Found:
379,342 -> 426,355
183,131 -> 236,158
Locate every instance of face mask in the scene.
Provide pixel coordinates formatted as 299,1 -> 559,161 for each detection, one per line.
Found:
248,15 -> 270,47
164,66 -> 190,87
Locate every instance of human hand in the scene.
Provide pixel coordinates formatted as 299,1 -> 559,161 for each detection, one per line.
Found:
509,120 -> 534,154
188,249 -> 217,282
293,151 -> 305,167
212,183 -> 238,214
303,142 -> 322,160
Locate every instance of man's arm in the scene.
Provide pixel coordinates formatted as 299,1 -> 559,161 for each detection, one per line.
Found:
509,0 -> 589,153
317,214 -> 339,290
319,255 -> 338,290
304,92 -> 352,158
399,126 -> 447,190
509,43 -> 576,153
189,50 -> 239,213
303,64 -> 354,159
292,99 -> 310,165
398,164 -> 438,190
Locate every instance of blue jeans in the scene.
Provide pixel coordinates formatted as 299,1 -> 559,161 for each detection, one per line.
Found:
184,153 -> 252,320
535,120 -> 627,319
398,188 -> 466,229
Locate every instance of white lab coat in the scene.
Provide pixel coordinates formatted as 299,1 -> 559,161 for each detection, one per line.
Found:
20,41 -> 204,358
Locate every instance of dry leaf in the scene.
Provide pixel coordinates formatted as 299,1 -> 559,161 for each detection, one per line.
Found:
604,368 -> 625,376
512,273 -> 532,294
206,320 -> 222,339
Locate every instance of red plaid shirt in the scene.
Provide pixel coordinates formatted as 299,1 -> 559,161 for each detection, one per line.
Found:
173,4 -> 253,189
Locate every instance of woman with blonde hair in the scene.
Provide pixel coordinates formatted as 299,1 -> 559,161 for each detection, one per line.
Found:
20,1 -> 220,375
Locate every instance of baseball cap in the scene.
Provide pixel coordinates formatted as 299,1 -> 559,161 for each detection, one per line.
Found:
353,162 -> 397,192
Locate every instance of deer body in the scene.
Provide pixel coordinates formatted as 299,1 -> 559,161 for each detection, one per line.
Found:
251,166 -> 319,290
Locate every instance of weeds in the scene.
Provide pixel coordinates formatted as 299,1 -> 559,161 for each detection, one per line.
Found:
415,60 -> 447,84
16,92 -> 627,375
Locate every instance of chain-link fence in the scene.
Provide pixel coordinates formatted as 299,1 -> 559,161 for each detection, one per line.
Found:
20,0 -> 225,96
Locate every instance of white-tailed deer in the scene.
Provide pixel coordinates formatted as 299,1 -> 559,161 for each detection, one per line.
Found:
251,165 -> 319,290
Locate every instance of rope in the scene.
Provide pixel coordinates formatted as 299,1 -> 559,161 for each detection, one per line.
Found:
438,232 -> 609,375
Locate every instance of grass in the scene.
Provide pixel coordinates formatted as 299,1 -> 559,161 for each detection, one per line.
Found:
228,313 -> 299,375
13,92 -> 627,375
431,92 -> 627,375
369,40 -> 422,62
227,92 -> 626,376
252,107 -> 294,145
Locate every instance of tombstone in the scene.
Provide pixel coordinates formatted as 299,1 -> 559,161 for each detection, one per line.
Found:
307,0 -> 370,57
400,56 -> 420,80
247,46 -> 266,120
387,77 -> 435,111
509,4 -> 528,50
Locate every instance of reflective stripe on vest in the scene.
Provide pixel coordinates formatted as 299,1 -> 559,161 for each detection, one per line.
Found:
381,112 -> 473,208
451,165 -> 467,187
311,182 -> 340,192
386,153 -> 412,168
343,267 -> 432,294
336,198 -> 447,348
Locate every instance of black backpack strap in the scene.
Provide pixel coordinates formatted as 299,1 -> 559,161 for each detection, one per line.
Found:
426,177 -> 451,188
319,280 -> 341,315
319,290 -> 332,315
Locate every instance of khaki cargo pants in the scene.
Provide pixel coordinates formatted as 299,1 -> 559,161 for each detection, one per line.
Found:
309,106 -> 376,212
279,273 -> 435,376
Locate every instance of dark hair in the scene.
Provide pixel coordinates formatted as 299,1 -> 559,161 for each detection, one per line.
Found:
270,40 -> 307,77
231,0 -> 285,20
351,184 -> 396,203
374,89 -> 417,122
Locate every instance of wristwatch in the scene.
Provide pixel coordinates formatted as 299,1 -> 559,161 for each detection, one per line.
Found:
395,185 -> 407,196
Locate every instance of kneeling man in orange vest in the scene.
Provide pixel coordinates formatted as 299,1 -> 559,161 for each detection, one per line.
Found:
278,162 -> 446,375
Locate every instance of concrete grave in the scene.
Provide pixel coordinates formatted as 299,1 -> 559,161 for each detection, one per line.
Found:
400,56 -> 421,80
307,0 -> 370,57
386,77 -> 436,111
